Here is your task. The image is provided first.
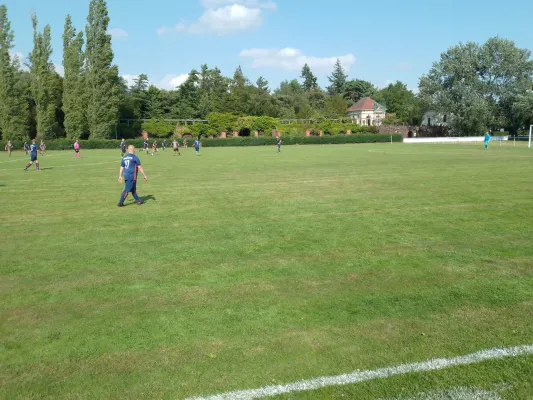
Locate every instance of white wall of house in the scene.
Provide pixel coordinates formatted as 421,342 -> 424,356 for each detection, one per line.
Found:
348,110 -> 386,125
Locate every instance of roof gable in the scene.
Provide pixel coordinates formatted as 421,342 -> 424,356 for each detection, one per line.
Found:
346,97 -> 386,113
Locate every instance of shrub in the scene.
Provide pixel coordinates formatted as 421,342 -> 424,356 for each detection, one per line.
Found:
1,134 -> 402,152
141,119 -> 175,138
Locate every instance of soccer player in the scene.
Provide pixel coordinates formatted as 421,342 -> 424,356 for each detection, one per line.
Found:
120,138 -> 126,157
73,140 -> 80,158
162,139 -> 167,152
484,131 -> 491,150
194,138 -> 200,155
6,140 -> 12,157
276,136 -> 282,153
40,139 -> 46,155
183,138 -> 188,149
172,139 -> 181,156
143,138 -> 149,154
24,139 -> 40,171
151,140 -> 158,156
118,145 -> 148,207
24,141 -> 29,155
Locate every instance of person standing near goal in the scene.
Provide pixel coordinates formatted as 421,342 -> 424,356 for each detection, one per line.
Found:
484,131 -> 491,150
118,145 -> 148,207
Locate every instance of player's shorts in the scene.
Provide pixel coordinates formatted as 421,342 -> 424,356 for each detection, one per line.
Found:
75,149 -> 79,153
125,179 -> 137,193
30,154 -> 38,162
195,147 -> 200,151
173,147 -> 179,151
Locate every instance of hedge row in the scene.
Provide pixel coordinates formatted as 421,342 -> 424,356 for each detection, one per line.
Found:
2,134 -> 402,151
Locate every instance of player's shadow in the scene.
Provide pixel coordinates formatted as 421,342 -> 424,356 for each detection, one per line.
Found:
40,167 -> 53,170
140,195 -> 156,203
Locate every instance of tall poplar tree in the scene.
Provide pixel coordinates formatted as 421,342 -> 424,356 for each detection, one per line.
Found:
29,14 -> 58,138
85,0 -> 119,138
0,5 -> 29,140
62,15 -> 87,139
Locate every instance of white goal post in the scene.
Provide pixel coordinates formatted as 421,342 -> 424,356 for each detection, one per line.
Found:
529,125 -> 532,148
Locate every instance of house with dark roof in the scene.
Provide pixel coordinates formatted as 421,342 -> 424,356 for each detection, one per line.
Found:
346,97 -> 386,126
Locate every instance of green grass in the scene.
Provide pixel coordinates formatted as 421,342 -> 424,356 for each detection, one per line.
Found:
1,143 -> 533,399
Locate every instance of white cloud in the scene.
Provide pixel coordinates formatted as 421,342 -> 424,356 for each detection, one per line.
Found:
158,1 -> 276,36
54,64 -> 64,77
157,74 -> 189,90
120,73 -> 189,90
240,47 -> 356,72
109,28 -> 128,39
121,74 -> 138,88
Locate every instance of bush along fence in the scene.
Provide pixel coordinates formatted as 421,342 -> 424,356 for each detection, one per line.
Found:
115,114 -> 381,139
2,134 -> 403,151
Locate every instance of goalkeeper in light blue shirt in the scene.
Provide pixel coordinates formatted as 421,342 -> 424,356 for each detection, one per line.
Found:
484,132 -> 491,150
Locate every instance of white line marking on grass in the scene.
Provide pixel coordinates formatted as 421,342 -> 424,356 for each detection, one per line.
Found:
380,385 -> 508,400
186,344 -> 533,400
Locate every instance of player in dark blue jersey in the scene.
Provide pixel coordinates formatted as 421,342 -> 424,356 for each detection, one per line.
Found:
276,136 -> 282,153
24,139 -> 40,171
161,139 -> 167,152
118,145 -> 148,207
24,141 -> 29,155
120,139 -> 126,157
143,138 -> 149,154
194,138 -> 200,155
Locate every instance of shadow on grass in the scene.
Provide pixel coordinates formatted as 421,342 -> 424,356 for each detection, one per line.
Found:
40,167 -> 53,170
140,194 -> 156,203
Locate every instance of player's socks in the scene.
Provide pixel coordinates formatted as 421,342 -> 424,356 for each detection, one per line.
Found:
24,163 -> 32,170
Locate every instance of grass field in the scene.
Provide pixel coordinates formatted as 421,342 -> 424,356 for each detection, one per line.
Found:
1,142 -> 533,400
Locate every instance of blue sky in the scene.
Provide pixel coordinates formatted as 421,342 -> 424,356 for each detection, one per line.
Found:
3,0 -> 533,92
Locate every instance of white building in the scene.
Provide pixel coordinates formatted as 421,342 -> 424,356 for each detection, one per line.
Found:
346,97 -> 387,126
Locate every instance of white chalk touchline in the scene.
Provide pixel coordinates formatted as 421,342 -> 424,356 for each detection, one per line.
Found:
185,344 -> 533,400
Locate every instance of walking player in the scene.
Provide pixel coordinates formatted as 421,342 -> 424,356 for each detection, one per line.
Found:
484,131 -> 491,150
24,139 -> 40,171
118,145 -> 148,207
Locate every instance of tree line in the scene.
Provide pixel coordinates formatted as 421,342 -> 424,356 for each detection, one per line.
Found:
0,1 -> 532,141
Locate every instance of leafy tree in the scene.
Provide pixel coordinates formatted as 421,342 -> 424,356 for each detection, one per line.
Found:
28,14 -> 59,138
256,76 -> 269,92
344,79 -> 376,103
207,112 -> 236,133
62,15 -> 87,138
176,69 -> 200,118
300,63 -> 318,92
324,94 -> 348,118
85,0 -> 119,138
130,73 -> 149,119
377,81 -> 420,124
420,38 -> 533,135
145,85 -> 162,119
0,5 -> 29,140
327,59 -> 347,96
